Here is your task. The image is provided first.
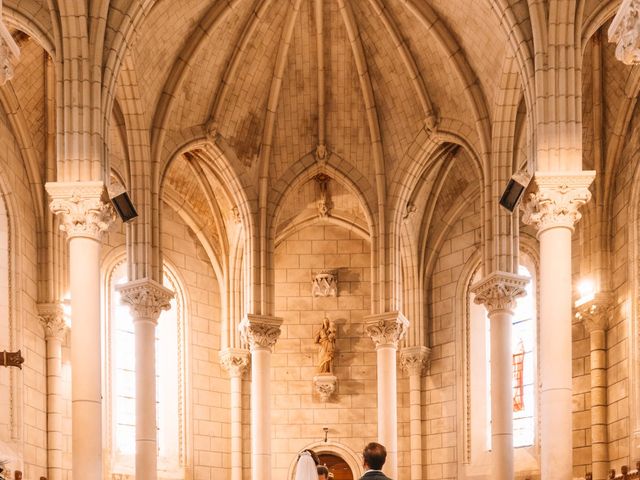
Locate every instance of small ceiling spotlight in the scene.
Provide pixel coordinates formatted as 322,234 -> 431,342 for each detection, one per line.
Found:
575,279 -> 596,307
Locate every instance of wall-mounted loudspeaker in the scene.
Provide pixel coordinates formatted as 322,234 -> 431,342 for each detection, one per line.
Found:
499,171 -> 532,212
110,191 -> 138,223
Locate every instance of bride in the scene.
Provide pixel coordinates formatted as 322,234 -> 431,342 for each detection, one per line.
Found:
294,450 -> 319,480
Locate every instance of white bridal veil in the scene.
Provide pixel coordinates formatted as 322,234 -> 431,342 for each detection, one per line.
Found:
294,451 -> 318,480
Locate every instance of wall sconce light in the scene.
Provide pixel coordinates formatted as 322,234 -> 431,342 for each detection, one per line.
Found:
575,279 -> 596,307
323,426 -> 329,443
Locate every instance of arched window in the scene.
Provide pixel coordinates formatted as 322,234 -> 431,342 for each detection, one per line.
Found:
105,259 -> 186,478
466,251 -> 538,468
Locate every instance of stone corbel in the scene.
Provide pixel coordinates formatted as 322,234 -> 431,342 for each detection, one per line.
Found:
313,374 -> 337,402
609,0 -> 640,65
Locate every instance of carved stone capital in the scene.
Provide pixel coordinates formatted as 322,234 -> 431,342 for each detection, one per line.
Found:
520,172 -> 595,235
238,314 -> 283,352
364,312 -> 409,349
400,346 -> 431,377
46,181 -> 116,240
117,278 -> 174,325
37,303 -> 67,341
471,271 -> 529,314
609,0 -> 640,65
313,374 -> 337,402
219,348 -> 250,378
575,292 -> 614,333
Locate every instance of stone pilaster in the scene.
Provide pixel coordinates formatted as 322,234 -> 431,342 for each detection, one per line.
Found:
238,315 -> 283,480
521,171 -> 594,480
117,278 -> 173,480
45,181 -> 115,480
37,303 -> 66,480
400,346 -> 431,480
609,0 -> 640,65
576,293 -> 613,480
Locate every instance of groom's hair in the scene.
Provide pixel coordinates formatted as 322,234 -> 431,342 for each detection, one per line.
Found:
363,442 -> 387,470
317,465 -> 329,478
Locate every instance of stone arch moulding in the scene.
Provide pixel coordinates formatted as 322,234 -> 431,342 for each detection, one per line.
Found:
286,441 -> 364,480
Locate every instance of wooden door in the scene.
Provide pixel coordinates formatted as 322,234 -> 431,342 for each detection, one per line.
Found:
318,453 -> 354,480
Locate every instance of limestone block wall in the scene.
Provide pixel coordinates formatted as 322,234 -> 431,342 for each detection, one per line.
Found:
427,203 -> 481,480
269,223 -> 377,479
0,104 -> 47,479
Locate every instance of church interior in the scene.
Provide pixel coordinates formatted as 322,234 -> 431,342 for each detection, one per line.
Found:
0,0 -> 639,479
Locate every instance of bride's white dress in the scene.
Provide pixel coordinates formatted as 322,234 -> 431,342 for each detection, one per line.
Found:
294,451 -> 318,480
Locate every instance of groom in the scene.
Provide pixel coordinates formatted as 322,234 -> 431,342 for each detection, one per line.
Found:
359,442 -> 393,480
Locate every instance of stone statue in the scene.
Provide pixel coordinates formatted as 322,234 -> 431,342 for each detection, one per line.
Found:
315,317 -> 337,374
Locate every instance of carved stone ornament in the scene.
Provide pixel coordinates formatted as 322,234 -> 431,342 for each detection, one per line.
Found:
520,172 -> 595,235
364,312 -> 409,348
313,374 -> 337,402
400,346 -> 431,377
315,173 -> 332,218
471,271 -> 529,314
117,278 -> 174,325
46,181 -> 116,240
575,292 -> 614,333
238,314 -> 283,351
609,0 -> 640,65
37,303 -> 67,341
0,21 -> 20,86
312,270 -> 337,297
219,348 -> 250,378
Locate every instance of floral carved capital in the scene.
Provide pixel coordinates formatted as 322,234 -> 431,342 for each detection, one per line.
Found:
609,0 -> 640,65
364,312 -> 409,348
37,303 -> 66,341
117,278 -> 174,325
400,346 -> 431,377
520,172 -> 595,235
219,348 -> 250,378
46,182 -> 116,241
575,292 -> 614,333
471,271 -> 529,314
238,314 -> 283,351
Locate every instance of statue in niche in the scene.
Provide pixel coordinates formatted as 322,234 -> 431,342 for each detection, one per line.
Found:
315,317 -> 337,374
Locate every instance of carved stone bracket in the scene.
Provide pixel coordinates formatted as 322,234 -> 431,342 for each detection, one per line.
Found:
238,314 -> 283,352
471,271 -> 529,314
520,172 -> 595,235
575,292 -> 614,333
609,0 -> 640,65
364,312 -> 409,349
313,374 -> 337,402
219,348 -> 250,378
37,303 -> 67,341
312,270 -> 337,297
46,181 -> 116,241
400,346 -> 431,377
0,20 -> 20,86
117,278 -> 174,325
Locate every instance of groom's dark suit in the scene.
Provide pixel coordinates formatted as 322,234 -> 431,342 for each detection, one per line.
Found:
359,471 -> 393,480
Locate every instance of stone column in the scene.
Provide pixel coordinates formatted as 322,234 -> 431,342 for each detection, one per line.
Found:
238,314 -> 282,480
364,311 -> 409,479
117,278 -> 174,480
575,293 -> 613,480
471,272 -> 528,480
400,346 -> 430,480
521,171 -> 594,480
220,348 -> 250,480
38,303 -> 67,480
46,181 -> 115,480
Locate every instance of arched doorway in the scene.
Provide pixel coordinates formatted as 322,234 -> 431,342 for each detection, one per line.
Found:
318,453 -> 354,480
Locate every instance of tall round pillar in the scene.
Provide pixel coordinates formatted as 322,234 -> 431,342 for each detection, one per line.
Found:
117,278 -> 174,480
471,272 -> 528,480
239,314 -> 282,480
576,295 -> 612,480
365,312 -> 409,479
521,171 -> 594,480
220,348 -> 250,480
400,346 -> 431,480
46,181 -> 115,480
38,303 -> 67,480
